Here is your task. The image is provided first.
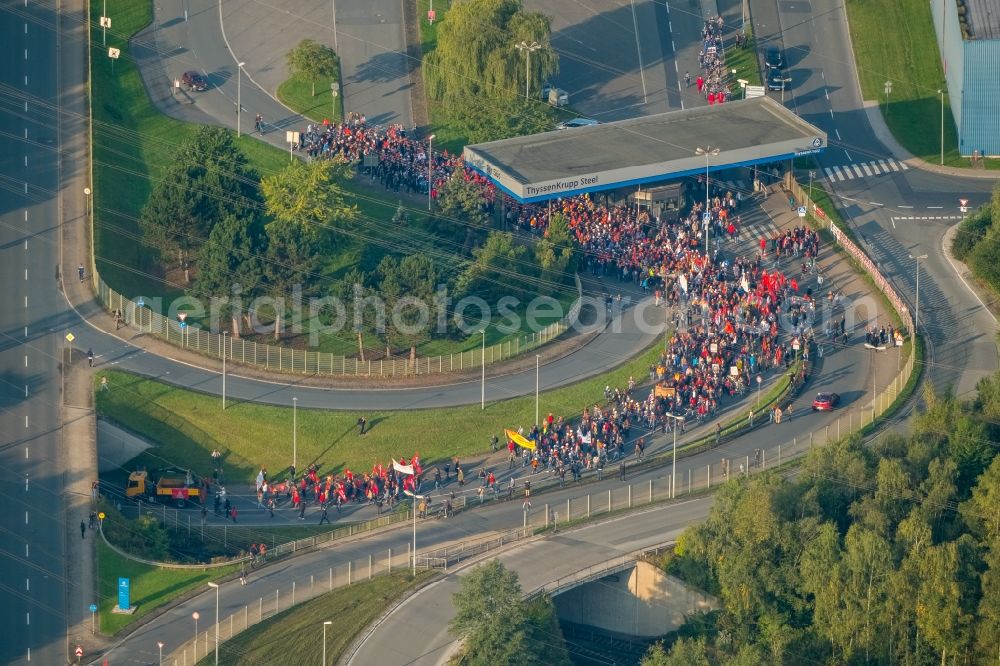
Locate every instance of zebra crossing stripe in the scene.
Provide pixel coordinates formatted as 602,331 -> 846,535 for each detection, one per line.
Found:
832,166 -> 846,181
898,161 -> 909,170
887,160 -> 900,171
861,163 -> 875,176
850,164 -> 865,178
823,167 -> 836,180
877,160 -> 891,172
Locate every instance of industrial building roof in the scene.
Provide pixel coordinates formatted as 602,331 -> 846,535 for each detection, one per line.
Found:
463,96 -> 826,203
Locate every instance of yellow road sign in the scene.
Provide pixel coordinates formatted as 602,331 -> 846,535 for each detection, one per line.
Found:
65,332 -> 75,342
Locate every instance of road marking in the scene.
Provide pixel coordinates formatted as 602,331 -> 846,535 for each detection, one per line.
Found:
25,579 -> 29,591
821,70 -> 826,79
861,163 -> 874,176
24,447 -> 28,460
844,150 -> 852,161
25,511 -> 28,524
899,205 -> 913,208
24,75 -> 27,86
25,544 -> 28,557
824,88 -> 829,100
869,201 -> 884,207
24,48 -> 27,59
927,206 -> 943,209
24,268 -> 27,280
24,128 -> 27,138
25,612 -> 29,625
25,415 -> 28,428
24,155 -> 27,166
24,182 -> 27,193
835,128 -> 841,140
24,354 -> 28,367
24,473 -> 28,489
24,23 -> 27,33
628,0 -> 648,104
829,109 -> 834,119
669,21 -> 672,31
24,295 -> 27,307
891,217 -> 896,229
24,239 -> 27,249
24,326 -> 27,337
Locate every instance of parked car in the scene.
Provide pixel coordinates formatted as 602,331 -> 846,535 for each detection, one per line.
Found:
767,67 -> 790,91
555,118 -> 600,130
181,70 -> 209,92
765,45 -> 785,69
812,392 -> 840,411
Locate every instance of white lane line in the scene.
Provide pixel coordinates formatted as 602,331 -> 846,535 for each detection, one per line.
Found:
928,206 -> 943,209
25,544 -> 28,557
24,75 -> 28,85
24,128 -> 27,138
844,150 -> 853,161
24,49 -> 27,59
891,217 -> 896,229
24,269 -> 27,280
869,201 -> 884,207
25,579 -> 29,591
24,385 -> 27,398
899,204 -> 913,208
24,511 -> 28,524
628,0 -> 648,103
24,22 -> 27,33
24,326 -> 27,337
24,155 -> 27,166
821,70 -> 826,79
829,109 -> 835,119
835,128 -> 842,140
24,239 -> 27,249
669,21 -> 672,31
25,414 -> 28,428
24,447 -> 28,459
24,354 -> 28,367
24,182 -> 27,193
824,88 -> 829,100
25,612 -> 29,625
24,295 -> 27,307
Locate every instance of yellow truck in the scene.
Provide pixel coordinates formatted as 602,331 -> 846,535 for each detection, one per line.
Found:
126,468 -> 200,507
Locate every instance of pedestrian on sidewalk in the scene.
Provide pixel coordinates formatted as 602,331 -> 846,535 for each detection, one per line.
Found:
298,500 -> 307,520
229,505 -> 238,523
240,566 -> 247,586
78,264 -> 85,283
100,376 -> 109,392
318,503 -> 330,525
619,460 -> 626,482
87,349 -> 94,367
80,521 -> 86,539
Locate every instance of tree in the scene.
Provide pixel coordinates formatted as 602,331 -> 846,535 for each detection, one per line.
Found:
191,215 -> 266,336
535,211 -> 575,282
642,638 -> 710,666
455,231 -> 531,308
376,255 -> 439,364
435,168 -> 490,236
960,455 -> 1000,542
139,165 -> 205,284
286,39 -> 339,97
445,94 -> 555,143
450,560 -> 529,665
263,221 -> 321,339
175,125 -> 260,222
424,0 -> 557,103
261,158 -> 357,234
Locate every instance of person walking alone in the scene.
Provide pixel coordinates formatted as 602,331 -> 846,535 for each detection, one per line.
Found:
318,503 -> 330,525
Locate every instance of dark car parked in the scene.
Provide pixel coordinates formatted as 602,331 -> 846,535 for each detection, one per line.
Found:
181,71 -> 208,92
767,67 -> 790,91
765,45 -> 786,69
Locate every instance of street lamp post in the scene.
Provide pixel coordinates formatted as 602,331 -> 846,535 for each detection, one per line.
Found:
221,331 -> 227,410
481,330 -> 486,410
695,147 -> 720,262
665,414 -> 684,498
236,62 -> 246,136
938,89 -> 945,165
192,611 -> 200,660
412,493 -> 425,575
322,620 -> 333,665
427,135 -> 436,211
910,253 -> 928,335
207,582 -> 220,665
158,641 -> 164,666
756,375 -> 762,408
292,396 -> 298,471
515,41 -> 541,99
535,354 -> 540,426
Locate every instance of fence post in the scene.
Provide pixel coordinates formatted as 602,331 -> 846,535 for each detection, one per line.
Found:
628,485 -> 632,508
369,555 -> 373,580
388,548 -> 392,573
648,479 -> 652,503
778,444 -> 781,467
762,449 -> 766,469
688,468 -> 691,494
810,431 -> 813,448
566,498 -> 570,521
707,464 -> 711,489
259,598 -> 262,623
310,574 -> 314,596
245,605 -> 248,630
608,489 -> 612,512
275,589 -> 279,612
544,503 -> 549,528
291,581 -> 295,607
347,562 -> 351,586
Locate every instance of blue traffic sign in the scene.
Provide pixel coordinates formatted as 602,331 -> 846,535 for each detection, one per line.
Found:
797,206 -> 807,217
702,211 -> 711,223
89,603 -> 97,613
137,297 -> 145,308
118,577 -> 131,610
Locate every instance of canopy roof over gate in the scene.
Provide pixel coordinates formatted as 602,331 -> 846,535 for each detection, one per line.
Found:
462,96 -> 826,203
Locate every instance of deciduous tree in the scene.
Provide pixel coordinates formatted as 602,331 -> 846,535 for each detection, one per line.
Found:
286,39 -> 339,97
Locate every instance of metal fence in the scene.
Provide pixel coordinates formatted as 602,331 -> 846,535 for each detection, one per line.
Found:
94,273 -> 581,378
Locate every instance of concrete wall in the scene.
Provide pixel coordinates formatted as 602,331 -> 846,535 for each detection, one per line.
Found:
552,561 -> 718,638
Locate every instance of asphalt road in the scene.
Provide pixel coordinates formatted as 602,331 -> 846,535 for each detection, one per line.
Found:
751,0 -> 999,397
0,0 -> 70,663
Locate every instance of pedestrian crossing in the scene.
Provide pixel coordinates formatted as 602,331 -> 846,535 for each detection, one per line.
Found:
823,159 -> 909,182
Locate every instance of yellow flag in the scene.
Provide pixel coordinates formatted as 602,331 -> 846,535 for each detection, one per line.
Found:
505,429 -> 536,450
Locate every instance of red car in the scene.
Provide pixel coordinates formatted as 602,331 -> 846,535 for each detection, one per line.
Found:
812,392 -> 840,411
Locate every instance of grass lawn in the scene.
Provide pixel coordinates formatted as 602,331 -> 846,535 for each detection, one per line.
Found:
417,0 -> 468,153
727,28 -> 763,89
95,343 -> 664,485
97,540 -> 238,634
845,0 -> 997,169
196,570 -> 434,665
277,72 -> 342,124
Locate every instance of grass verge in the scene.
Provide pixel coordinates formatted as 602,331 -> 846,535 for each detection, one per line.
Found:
277,71 -> 342,124
727,27 -> 763,89
97,539 -> 238,635
844,0 -> 997,168
95,343 -> 664,484
195,570 -> 434,665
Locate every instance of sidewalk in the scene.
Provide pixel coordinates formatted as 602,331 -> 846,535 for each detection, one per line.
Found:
863,101 -> 1000,180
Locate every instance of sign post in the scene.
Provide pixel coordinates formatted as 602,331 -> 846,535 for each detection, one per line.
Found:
960,198 -> 969,214
89,603 -> 97,634
331,82 -> 338,120
75,645 -> 83,663
285,131 -> 300,161
108,47 -> 120,75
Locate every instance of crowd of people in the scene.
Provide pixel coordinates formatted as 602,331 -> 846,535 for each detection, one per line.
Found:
695,16 -> 732,104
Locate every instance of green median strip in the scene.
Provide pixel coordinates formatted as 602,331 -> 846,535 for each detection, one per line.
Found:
95,344 -> 664,484
195,570 -> 434,665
